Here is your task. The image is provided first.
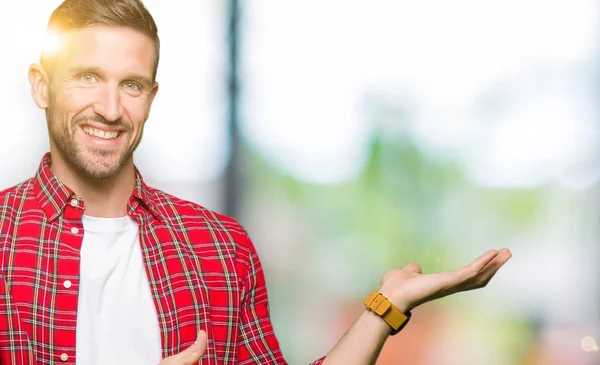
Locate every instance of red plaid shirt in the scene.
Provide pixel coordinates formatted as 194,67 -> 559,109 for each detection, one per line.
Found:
0,153 -> 325,365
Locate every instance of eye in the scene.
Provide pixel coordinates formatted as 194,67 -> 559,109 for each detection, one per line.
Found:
123,82 -> 142,94
80,74 -> 97,83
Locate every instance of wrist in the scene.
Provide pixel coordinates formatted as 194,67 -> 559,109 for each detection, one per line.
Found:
363,309 -> 393,336
363,291 -> 411,336
378,287 -> 411,313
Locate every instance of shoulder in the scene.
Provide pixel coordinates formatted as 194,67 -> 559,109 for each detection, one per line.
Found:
149,186 -> 246,234
146,186 -> 259,276
0,178 -> 35,212
146,186 -> 254,251
0,178 -> 36,241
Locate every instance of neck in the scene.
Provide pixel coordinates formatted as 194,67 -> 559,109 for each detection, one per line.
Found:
49,152 -> 135,218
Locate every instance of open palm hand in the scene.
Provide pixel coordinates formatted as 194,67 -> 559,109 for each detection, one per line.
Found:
379,248 -> 512,312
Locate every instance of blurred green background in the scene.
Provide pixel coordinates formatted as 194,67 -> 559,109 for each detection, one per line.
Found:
1,0 -> 598,364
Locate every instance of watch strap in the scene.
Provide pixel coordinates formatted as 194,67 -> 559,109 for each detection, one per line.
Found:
363,291 -> 411,335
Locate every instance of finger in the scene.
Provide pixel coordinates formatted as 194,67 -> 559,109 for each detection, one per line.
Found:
461,249 -> 500,277
422,249 -> 512,302
179,330 -> 208,365
463,248 -> 512,289
478,249 -> 512,281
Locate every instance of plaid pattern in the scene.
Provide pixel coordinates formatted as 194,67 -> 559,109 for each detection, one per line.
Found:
0,153 -> 325,365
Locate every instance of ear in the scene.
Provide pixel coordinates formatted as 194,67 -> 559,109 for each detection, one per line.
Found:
28,64 -> 50,109
148,81 -> 159,104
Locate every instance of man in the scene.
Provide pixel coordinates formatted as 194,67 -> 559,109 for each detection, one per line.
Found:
0,0 -> 512,364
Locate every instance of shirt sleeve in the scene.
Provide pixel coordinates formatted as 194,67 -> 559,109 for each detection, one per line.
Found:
237,233 -> 327,365
236,231 -> 286,365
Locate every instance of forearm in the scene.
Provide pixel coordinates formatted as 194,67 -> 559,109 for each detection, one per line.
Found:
321,309 -> 392,365
316,248 -> 513,365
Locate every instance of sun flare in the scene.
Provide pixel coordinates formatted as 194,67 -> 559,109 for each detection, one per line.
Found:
42,29 -> 62,55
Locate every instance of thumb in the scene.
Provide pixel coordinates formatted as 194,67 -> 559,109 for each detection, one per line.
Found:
403,262 -> 422,274
179,330 -> 208,364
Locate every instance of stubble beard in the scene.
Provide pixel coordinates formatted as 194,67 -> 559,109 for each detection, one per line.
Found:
46,104 -> 136,181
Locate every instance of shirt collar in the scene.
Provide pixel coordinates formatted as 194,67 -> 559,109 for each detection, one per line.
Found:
34,152 -> 164,222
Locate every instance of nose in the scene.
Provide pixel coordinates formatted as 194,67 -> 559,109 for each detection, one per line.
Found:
92,83 -> 124,122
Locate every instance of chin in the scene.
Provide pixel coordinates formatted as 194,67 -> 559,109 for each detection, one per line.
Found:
78,166 -> 122,181
73,153 -> 130,181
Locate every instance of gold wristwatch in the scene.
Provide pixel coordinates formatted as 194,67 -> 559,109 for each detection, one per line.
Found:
363,291 -> 411,336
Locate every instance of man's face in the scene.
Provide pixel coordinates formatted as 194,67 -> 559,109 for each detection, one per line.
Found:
44,25 -> 158,180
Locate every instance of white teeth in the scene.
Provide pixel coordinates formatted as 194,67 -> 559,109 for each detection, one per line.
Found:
82,126 -> 120,140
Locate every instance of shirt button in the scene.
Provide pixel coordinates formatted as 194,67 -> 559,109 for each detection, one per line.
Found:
63,280 -> 72,289
70,227 -> 79,235
70,199 -> 78,207
60,353 -> 68,361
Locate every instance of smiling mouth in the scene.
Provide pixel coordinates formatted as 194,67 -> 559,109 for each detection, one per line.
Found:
82,126 -> 121,140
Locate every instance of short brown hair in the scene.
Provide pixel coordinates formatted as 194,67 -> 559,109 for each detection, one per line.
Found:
42,0 -> 160,80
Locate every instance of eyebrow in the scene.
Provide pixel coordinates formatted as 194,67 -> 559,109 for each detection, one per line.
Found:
67,65 -> 154,88
126,74 -> 154,88
67,65 -> 103,76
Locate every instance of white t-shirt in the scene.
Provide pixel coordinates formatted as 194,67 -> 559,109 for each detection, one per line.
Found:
76,215 -> 162,365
